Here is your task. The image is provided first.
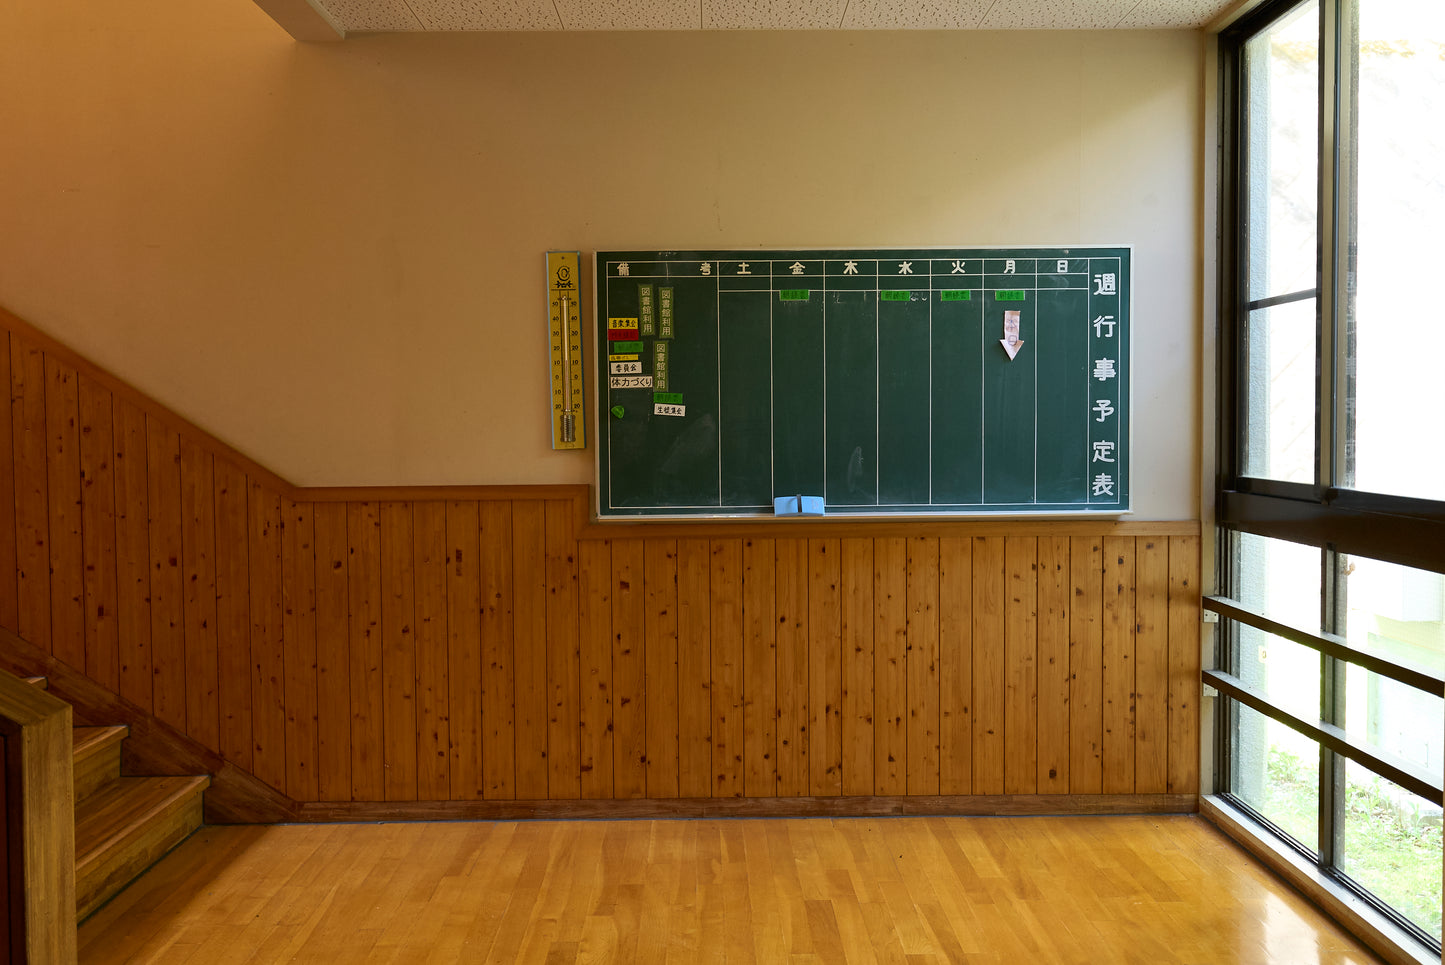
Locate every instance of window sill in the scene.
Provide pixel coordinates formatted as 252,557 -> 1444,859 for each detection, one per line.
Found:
1200,794 -> 1439,965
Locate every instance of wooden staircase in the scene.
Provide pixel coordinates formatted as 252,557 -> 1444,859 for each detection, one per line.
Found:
32,678 -> 210,921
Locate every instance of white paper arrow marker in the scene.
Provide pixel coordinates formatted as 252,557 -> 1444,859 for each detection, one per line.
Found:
1000,310 -> 1024,361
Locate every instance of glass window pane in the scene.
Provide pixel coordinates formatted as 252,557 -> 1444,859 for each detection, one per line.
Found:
1341,553 -> 1445,781
1342,0 -> 1445,500
1340,758 -> 1443,942
1229,699 -> 1320,853
1234,531 -> 1322,629
1242,300 -> 1317,483
1245,2 -> 1319,301
1236,624 -> 1322,721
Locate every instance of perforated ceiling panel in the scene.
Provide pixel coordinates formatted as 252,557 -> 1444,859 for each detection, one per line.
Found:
1117,0 -> 1237,27
555,0 -> 701,28
704,0 -> 849,29
312,0 -> 1230,32
839,0 -> 993,30
407,0 -> 563,29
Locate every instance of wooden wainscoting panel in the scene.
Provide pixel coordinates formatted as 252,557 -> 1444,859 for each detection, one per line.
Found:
346,501 -> 384,802
511,500 -> 548,800
1101,535 -> 1137,795
11,336 -> 51,656
281,497 -> 320,803
1069,535 -> 1104,794
838,537 -> 874,797
1036,535 -> 1071,794
313,501 -> 351,802
1003,536 -> 1038,795
478,499 -> 515,801
1168,535 -> 1202,794
774,538 -> 808,798
79,375 -> 121,693
741,537 -> 776,799
906,537 -> 940,796
806,538 -> 841,798
412,501 -> 450,802
379,501 -> 417,802
545,499 -> 581,800
577,536 -> 614,799
45,356 -> 85,673
873,537 -> 908,796
938,537 -> 972,796
179,439 -> 219,755
644,538 -> 680,799
611,538 -> 646,799
1134,536 -> 1171,794
709,539 -> 744,799
213,458 -> 251,771
971,536 -> 1006,796
445,501 -> 483,801
675,538 -> 711,799
147,418 -> 187,735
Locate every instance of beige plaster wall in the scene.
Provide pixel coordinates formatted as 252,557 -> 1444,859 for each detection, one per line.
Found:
0,0 -> 1202,517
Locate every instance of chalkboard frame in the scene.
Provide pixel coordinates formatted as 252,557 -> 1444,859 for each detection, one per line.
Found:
591,246 -> 1132,520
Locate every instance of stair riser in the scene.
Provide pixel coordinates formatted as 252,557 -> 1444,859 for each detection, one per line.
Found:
76,789 -> 205,920
73,742 -> 122,805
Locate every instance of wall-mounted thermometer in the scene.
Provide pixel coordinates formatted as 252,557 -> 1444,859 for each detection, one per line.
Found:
546,251 -> 586,450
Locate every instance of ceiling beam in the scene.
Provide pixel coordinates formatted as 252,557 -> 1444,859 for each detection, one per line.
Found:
252,0 -> 344,42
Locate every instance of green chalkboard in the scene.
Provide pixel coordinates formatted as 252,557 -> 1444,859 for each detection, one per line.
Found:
594,247 -> 1130,518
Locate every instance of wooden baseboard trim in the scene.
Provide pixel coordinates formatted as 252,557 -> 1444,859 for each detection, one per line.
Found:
294,793 -> 1197,823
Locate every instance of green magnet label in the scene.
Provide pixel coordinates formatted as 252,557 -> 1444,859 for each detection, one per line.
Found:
611,340 -> 644,354
778,290 -> 810,301
638,284 -> 655,336
653,392 -> 683,405
996,291 -> 1026,301
658,287 -> 675,339
653,342 -> 669,391
610,405 -> 625,419
880,290 -> 911,302
940,290 -> 972,301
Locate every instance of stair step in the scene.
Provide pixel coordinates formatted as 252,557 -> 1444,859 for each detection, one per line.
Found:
75,774 -> 210,920
73,725 -> 128,803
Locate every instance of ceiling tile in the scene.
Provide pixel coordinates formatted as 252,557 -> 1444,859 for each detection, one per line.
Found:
703,0 -> 849,29
1115,0 -> 1235,27
316,0 -> 424,31
406,0 -> 563,28
978,0 -> 1131,29
554,0 -> 700,28
840,0 -> 994,30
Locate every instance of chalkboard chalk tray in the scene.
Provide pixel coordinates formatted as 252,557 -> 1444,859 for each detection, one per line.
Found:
594,247 -> 1130,519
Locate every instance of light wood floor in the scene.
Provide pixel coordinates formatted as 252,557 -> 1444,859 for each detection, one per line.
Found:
78,815 -> 1386,964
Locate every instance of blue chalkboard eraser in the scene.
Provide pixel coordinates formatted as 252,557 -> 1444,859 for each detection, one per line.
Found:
773,496 -> 799,515
799,496 -> 825,516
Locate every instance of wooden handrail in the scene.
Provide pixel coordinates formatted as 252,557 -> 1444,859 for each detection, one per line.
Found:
0,669 -> 76,964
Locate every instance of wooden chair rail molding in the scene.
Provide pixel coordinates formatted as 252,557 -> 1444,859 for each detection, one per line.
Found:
0,667 -> 77,965
0,304 -> 1203,817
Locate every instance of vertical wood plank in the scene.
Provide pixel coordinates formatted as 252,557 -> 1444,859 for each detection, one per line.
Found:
212,459 -> 250,769
839,538 -> 874,797
281,498 -> 319,802
644,539 -> 679,799
313,502 -> 351,801
1102,535 -> 1137,794
446,501 -> 483,800
1134,537 -> 1171,794
578,538 -> 613,799
1069,535 -> 1104,794
1167,535 -> 1201,794
147,419 -> 186,733
676,538 -> 712,798
774,538 -> 809,798
938,537 -> 972,795
807,538 -> 841,798
479,500 -> 515,800
1036,535 -> 1071,794
710,539 -> 744,798
178,439 -> 219,753
44,357 -> 84,671
77,376 -> 119,691
0,332 -> 17,633
611,539 -> 646,799
511,500 -> 548,799
11,337 -> 51,653
873,537 -> 908,796
742,537 -> 776,798
906,537 -> 940,796
347,501 -> 384,801
971,536 -> 1006,795
1003,536 -> 1038,795
248,482 -> 286,791
545,500 -> 581,800
379,501 -> 417,802
413,501 -> 450,801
